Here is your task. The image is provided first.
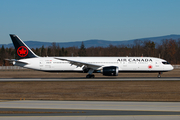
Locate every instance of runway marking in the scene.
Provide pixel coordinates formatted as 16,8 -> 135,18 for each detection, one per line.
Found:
1,115 -> 180,117
2,103 -> 180,108
1,107 -> 180,112
2,102 -> 180,109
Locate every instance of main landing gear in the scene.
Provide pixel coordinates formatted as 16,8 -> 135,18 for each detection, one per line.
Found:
157,72 -> 162,78
86,74 -> 95,78
86,69 -> 95,78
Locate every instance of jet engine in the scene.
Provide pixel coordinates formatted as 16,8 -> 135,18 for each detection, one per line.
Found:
102,66 -> 119,76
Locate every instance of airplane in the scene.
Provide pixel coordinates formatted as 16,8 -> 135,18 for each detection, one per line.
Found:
8,34 -> 174,78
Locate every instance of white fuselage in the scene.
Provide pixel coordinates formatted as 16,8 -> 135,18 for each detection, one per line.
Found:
14,57 -> 174,72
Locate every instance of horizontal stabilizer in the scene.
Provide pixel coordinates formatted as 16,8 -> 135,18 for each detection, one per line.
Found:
5,59 -> 28,65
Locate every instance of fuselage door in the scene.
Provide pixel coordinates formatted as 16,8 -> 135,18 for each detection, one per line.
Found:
155,61 -> 159,67
39,60 -> 44,69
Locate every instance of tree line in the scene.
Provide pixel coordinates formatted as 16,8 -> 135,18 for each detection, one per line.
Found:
0,39 -> 180,66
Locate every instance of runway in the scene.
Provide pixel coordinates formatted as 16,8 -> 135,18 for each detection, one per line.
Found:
0,101 -> 180,120
0,77 -> 180,81
0,78 -> 180,119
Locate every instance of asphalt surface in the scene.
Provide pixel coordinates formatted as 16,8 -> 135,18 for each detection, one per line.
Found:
0,108 -> 180,116
0,77 -> 180,81
1,77 -> 180,120
0,101 -> 180,120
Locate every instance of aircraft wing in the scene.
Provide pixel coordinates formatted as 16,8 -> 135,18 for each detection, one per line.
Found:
55,58 -> 102,70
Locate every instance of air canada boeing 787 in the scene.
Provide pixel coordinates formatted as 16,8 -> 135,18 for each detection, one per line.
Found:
8,34 -> 173,78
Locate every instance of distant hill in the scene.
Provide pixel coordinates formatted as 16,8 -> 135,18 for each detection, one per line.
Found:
1,34 -> 180,48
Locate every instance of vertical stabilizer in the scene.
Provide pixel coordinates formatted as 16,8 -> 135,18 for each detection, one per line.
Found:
10,34 -> 38,59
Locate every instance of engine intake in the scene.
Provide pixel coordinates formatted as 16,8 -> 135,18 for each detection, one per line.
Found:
102,66 -> 119,76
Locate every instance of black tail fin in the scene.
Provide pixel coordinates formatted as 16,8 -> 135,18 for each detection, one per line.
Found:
10,34 -> 38,59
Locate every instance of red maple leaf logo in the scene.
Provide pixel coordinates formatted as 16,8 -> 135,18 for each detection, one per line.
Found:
148,65 -> 152,69
17,46 -> 28,57
19,48 -> 26,54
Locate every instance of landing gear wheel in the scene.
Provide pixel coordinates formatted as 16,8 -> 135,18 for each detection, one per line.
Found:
157,74 -> 161,78
157,72 -> 161,78
86,74 -> 95,78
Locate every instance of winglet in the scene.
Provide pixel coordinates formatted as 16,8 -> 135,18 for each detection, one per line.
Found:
10,34 -> 38,59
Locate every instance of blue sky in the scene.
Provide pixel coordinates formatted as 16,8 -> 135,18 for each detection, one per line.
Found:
1,0 -> 180,44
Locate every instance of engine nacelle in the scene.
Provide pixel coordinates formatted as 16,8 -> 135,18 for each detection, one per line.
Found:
102,66 -> 119,76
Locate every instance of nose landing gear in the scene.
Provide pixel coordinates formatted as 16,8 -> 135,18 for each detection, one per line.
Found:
157,72 -> 162,78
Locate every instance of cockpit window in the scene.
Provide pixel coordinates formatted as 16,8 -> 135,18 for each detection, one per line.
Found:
162,62 -> 170,64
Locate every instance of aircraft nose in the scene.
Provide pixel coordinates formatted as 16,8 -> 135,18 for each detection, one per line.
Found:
170,65 -> 174,70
